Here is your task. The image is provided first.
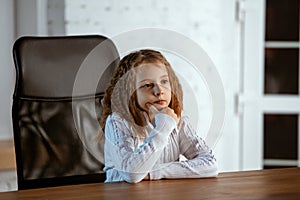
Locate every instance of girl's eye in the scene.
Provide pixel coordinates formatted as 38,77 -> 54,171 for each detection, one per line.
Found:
142,83 -> 153,88
161,79 -> 169,84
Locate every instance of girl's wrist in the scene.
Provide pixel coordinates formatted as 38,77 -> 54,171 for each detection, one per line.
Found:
155,113 -> 177,129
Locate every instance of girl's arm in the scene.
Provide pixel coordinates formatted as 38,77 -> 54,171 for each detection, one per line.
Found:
104,113 -> 176,183
148,116 -> 218,180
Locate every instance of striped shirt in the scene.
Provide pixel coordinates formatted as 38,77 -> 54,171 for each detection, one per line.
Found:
103,112 -> 218,183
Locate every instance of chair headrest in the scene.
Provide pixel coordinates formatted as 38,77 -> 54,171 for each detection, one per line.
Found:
13,35 -> 119,100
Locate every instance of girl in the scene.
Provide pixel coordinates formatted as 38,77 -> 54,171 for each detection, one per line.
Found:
100,49 -> 218,183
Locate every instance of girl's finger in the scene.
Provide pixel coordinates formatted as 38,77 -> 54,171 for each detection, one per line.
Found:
146,103 -> 159,114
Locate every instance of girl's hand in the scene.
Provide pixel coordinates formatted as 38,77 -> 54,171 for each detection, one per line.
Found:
147,104 -> 180,124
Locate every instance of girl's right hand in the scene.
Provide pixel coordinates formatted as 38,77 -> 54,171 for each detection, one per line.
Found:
147,104 -> 180,124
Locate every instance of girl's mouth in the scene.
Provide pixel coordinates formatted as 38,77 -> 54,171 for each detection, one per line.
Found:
154,100 -> 166,105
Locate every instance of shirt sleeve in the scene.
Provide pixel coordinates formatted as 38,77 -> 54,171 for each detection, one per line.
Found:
149,116 -> 218,180
104,113 -> 176,183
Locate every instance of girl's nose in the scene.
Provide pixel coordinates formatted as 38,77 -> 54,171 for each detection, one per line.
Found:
153,84 -> 164,96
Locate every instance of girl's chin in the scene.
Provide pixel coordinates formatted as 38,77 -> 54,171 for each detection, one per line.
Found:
153,104 -> 167,111
144,103 -> 167,112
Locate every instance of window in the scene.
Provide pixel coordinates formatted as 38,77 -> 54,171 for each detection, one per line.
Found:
263,0 -> 300,168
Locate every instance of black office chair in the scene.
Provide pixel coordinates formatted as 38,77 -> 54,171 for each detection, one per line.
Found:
12,35 -> 119,189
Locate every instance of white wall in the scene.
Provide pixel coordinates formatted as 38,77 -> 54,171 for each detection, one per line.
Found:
65,0 -> 241,172
0,0 -> 244,172
0,0 -> 16,140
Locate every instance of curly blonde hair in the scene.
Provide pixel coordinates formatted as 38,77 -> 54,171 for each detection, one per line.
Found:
100,49 -> 183,136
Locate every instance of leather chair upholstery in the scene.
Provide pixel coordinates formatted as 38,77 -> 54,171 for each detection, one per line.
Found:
12,35 -> 119,189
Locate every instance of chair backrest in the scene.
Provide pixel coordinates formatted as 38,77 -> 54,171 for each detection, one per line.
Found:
12,35 -> 119,189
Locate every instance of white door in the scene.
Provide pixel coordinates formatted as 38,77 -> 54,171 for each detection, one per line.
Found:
240,0 -> 300,170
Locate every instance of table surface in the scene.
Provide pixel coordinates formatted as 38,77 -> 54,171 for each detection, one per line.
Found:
1,167 -> 299,200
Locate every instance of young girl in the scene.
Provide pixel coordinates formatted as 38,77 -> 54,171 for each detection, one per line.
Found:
100,49 -> 218,183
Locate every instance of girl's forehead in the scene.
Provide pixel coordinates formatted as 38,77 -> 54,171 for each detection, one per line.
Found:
135,62 -> 167,73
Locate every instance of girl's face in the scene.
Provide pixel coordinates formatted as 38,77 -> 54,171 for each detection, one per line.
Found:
135,63 -> 172,113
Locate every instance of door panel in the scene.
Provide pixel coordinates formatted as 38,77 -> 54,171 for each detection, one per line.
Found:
241,0 -> 300,170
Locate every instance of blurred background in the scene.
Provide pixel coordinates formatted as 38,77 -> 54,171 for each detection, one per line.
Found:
0,0 -> 299,191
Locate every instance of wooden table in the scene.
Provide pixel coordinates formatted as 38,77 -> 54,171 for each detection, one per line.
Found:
1,167 -> 299,200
